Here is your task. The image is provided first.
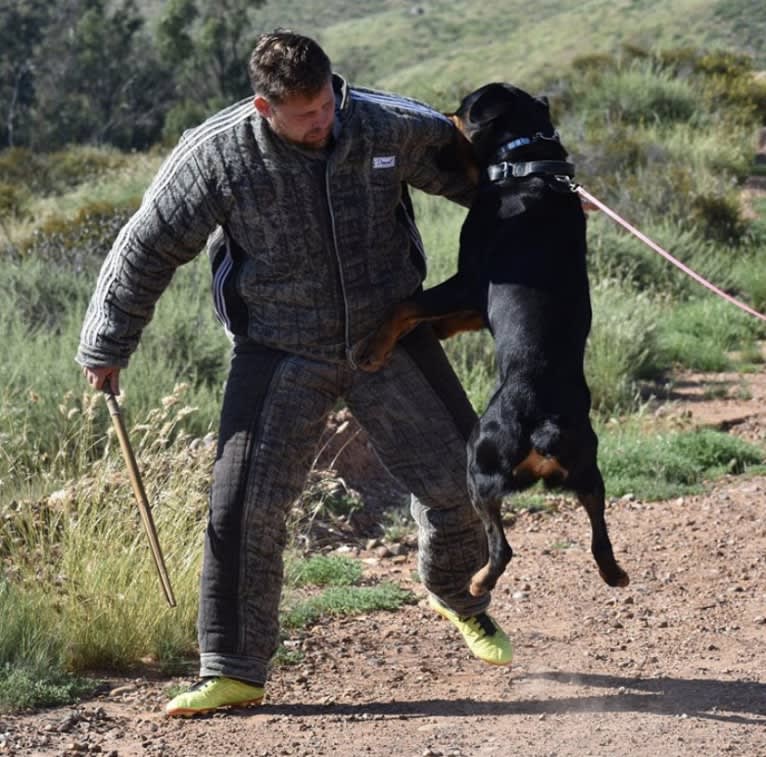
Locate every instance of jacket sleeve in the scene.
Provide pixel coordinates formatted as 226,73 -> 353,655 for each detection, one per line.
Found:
76,136 -> 223,367
399,110 -> 477,208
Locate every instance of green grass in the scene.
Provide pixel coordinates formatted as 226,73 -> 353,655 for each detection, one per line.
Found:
320,0 -> 766,102
598,425 -> 765,500
134,0 -> 766,89
281,583 -> 415,630
2,5 -> 766,712
586,279 -> 661,414
281,553 -> 414,631
285,554 -> 364,587
0,664 -> 95,714
0,411 -> 413,711
656,297 -> 766,371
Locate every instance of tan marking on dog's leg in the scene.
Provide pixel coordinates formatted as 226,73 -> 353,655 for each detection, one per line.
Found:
513,450 -> 569,480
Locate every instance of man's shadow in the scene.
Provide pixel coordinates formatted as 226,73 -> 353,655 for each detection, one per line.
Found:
240,671 -> 766,724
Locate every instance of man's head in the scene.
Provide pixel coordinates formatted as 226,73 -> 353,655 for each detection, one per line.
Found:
249,30 -> 335,150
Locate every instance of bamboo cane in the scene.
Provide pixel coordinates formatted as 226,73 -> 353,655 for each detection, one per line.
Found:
103,381 -> 176,608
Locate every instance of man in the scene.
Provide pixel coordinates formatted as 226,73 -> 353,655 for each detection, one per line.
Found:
78,30 -> 512,718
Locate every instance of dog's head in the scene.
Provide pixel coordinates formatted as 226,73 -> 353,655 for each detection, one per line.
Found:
448,83 -> 557,165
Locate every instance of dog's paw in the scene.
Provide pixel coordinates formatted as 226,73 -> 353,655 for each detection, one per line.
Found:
354,335 -> 395,372
600,566 -> 630,588
469,565 -> 496,597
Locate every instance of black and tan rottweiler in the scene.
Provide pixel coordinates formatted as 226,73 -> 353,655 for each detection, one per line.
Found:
359,82 -> 629,596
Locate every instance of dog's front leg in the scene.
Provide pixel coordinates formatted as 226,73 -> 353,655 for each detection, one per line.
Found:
468,496 -> 513,596
357,274 -> 480,371
356,300 -> 423,372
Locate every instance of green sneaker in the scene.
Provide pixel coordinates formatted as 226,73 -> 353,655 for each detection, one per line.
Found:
429,596 -> 513,666
164,677 -> 265,718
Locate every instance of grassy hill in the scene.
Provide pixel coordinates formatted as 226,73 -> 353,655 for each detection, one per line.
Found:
134,0 -> 766,107
1,0 -> 765,710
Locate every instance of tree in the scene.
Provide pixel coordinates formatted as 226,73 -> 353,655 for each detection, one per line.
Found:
29,0 -> 171,149
156,0 -> 266,137
0,0 -> 52,147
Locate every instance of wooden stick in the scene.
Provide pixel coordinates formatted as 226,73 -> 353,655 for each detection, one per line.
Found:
103,382 -> 176,608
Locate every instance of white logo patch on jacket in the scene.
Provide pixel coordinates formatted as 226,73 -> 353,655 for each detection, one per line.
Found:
372,155 -> 396,169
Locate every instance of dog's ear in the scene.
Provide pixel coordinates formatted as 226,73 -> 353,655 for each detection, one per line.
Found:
535,95 -> 550,112
467,83 -> 515,126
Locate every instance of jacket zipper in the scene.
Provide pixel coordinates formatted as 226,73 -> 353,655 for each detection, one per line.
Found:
324,163 -> 357,369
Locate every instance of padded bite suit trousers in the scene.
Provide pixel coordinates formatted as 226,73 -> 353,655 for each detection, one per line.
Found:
198,325 -> 489,684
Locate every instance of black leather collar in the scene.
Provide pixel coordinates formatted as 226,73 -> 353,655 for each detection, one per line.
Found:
487,159 -> 575,183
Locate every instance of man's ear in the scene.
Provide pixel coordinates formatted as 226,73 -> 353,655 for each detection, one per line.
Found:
253,95 -> 271,117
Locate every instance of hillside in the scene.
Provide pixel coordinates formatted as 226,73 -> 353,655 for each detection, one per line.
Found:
4,378 -> 766,754
135,0 -> 766,104
1,0 -> 765,732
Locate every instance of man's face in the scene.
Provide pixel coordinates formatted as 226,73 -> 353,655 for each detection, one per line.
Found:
255,78 -> 335,150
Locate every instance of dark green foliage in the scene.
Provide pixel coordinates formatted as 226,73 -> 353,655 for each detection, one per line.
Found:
1,0 -> 171,150
161,100 -> 220,144
285,555 -> 364,588
690,193 -> 749,245
0,664 -> 96,713
655,296 -> 766,371
0,181 -> 27,218
4,259 -> 90,334
553,47 -> 761,251
282,583 -> 415,629
155,0 -> 266,141
0,0 -> 52,148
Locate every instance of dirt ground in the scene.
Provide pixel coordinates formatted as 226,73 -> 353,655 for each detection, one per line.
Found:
2,366 -> 765,757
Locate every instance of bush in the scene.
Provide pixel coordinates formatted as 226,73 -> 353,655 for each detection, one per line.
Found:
655,296 -> 765,370
586,279 -> 661,415
689,193 -> 748,244
3,258 -> 91,334
578,63 -> 699,128
0,145 -> 134,197
599,425 -> 764,500
20,199 -> 139,271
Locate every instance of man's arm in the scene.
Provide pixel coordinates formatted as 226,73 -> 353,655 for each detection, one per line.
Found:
77,136 -> 224,370
399,111 -> 478,207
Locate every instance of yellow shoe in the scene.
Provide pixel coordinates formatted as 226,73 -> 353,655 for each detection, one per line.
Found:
164,677 -> 265,718
429,596 -> 512,666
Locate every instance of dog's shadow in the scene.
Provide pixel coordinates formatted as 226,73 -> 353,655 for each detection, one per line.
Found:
244,672 -> 766,725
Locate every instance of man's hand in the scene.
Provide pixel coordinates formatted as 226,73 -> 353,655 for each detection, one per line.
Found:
82,365 -> 121,395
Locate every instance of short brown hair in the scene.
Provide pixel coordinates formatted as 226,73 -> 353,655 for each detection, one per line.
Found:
248,30 -> 332,103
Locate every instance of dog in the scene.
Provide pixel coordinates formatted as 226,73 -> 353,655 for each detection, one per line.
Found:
358,82 -> 629,596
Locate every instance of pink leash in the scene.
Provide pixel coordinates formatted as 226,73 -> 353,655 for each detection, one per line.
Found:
574,184 -> 766,324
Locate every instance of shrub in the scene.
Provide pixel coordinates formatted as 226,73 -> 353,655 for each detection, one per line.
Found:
689,193 -> 748,244
586,279 -> 661,415
0,182 -> 29,218
599,424 -> 764,500
655,296 -> 765,370
20,200 -> 139,271
730,249 -> 766,312
3,258 -> 91,334
0,145 -> 134,197
578,63 -> 699,128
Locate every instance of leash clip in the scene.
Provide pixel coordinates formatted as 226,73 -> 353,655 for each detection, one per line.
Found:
552,175 -> 578,193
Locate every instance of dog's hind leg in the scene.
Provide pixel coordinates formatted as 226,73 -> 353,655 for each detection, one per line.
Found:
575,466 -> 629,588
468,496 -> 513,597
